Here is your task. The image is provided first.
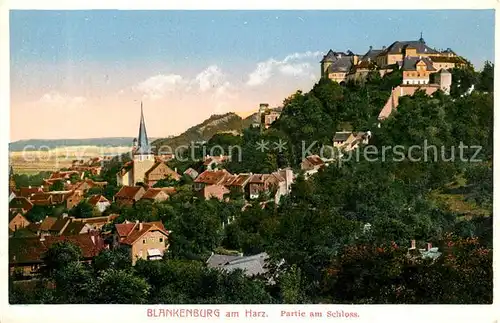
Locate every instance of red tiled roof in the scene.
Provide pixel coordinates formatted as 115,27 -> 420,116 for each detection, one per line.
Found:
141,188 -> 167,200
195,170 -> 232,185
305,155 -> 324,167
230,174 -> 252,187
87,194 -> 109,206
18,187 -> 44,198
115,223 -> 136,237
219,174 -> 237,186
9,234 -> 106,264
115,186 -> 144,199
39,217 -> 58,231
30,193 -> 53,206
115,221 -> 169,245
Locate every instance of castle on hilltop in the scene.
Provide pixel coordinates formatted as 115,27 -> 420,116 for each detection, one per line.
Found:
320,34 -> 464,87
321,35 -> 461,120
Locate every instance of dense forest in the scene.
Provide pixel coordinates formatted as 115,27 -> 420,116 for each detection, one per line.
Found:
11,62 -> 493,304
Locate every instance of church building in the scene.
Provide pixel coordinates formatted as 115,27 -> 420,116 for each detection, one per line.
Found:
117,103 -> 179,187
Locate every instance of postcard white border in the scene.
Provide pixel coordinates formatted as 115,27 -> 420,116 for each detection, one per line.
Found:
1,1 -> 498,323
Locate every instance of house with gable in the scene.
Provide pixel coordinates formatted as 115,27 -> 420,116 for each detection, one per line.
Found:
87,194 -> 111,213
300,155 -> 325,178
114,220 -> 171,265
9,212 -> 30,232
114,186 -> 146,207
194,169 -> 233,191
140,188 -> 173,202
144,162 -> 180,186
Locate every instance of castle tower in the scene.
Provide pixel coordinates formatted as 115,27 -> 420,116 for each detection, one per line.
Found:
320,50 -> 336,78
132,102 -> 155,185
259,103 -> 269,131
437,69 -> 452,95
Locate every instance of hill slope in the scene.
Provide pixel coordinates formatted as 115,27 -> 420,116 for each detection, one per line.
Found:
151,112 -> 255,149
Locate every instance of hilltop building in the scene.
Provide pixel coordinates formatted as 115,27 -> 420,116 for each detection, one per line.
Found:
253,103 -> 283,130
322,35 -> 466,85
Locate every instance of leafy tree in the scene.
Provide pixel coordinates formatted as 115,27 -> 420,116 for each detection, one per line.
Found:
93,247 -> 132,272
43,241 -> 82,274
450,65 -> 478,98
49,180 -> 65,191
25,205 -> 52,223
70,200 -> 95,218
94,269 -> 150,304
477,61 -> 494,93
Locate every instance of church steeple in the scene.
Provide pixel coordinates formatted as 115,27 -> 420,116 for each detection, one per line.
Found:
135,101 -> 151,155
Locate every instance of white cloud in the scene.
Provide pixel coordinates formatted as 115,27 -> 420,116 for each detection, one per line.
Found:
279,62 -> 312,77
39,91 -> 86,108
246,59 -> 277,86
194,65 -> 225,92
133,74 -> 186,100
246,51 -> 323,86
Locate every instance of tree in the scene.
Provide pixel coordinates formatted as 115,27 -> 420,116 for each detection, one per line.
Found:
477,61 -> 494,93
152,175 -> 177,188
43,241 -> 82,274
450,66 -> 478,98
51,262 -> 95,303
279,264 -> 306,303
49,180 -> 65,191
70,200 -> 95,218
25,205 -> 52,223
93,247 -> 132,272
94,269 -> 150,304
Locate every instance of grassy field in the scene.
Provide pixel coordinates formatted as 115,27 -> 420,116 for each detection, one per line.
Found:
10,145 -> 131,174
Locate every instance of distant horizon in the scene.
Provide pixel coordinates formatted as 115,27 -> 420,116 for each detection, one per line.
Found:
10,10 -> 494,141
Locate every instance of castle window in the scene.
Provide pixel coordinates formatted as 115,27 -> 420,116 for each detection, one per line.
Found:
143,239 -> 146,244
159,238 -> 163,243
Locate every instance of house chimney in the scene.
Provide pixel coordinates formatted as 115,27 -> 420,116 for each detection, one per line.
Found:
427,242 -> 432,251
139,222 -> 143,231
91,235 -> 95,245
29,185 -> 31,189
410,239 -> 416,249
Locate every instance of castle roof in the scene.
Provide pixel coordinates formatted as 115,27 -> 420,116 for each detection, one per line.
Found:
401,56 -> 436,71
380,39 -> 439,56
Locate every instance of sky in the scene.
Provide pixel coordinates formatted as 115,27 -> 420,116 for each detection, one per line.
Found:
10,10 -> 495,141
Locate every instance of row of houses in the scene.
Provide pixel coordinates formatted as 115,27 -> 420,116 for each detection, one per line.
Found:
193,168 -> 294,203
114,186 -> 177,206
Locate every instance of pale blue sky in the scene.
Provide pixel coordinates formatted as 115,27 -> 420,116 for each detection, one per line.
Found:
11,10 -> 494,69
9,10 -> 495,140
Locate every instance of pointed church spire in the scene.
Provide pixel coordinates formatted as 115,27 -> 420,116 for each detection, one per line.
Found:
135,101 -> 151,155
419,31 -> 425,43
